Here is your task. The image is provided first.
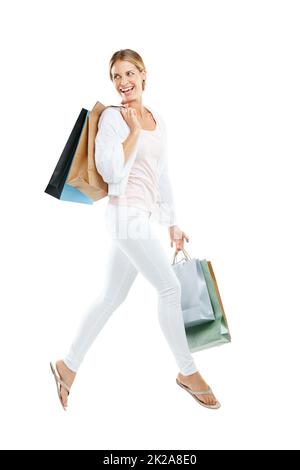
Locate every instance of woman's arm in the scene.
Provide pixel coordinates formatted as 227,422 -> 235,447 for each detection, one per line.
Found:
95,108 -> 139,184
157,112 -> 179,227
158,114 -> 190,252
158,158 -> 178,227
159,160 -> 190,252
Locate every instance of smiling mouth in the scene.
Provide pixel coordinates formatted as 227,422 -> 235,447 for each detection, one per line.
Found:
120,86 -> 135,95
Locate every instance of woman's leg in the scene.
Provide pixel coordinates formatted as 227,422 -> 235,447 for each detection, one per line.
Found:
55,204 -> 217,408
105,207 -> 220,406
63,238 -> 138,372
105,204 -> 198,376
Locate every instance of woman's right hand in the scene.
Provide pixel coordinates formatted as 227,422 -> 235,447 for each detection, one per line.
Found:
120,104 -> 141,133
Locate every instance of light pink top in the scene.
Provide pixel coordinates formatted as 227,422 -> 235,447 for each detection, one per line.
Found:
108,115 -> 162,214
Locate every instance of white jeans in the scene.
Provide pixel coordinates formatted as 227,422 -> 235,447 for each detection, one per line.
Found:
63,202 -> 198,376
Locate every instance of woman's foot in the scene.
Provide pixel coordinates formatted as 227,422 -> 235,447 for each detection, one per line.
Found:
177,371 -> 219,406
55,360 -> 76,409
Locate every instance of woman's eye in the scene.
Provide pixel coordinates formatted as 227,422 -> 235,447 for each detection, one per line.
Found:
114,72 -> 133,79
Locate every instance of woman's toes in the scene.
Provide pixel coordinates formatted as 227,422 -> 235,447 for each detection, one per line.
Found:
60,389 -> 68,408
201,393 -> 216,405
209,394 -> 216,404
210,396 -> 217,405
203,395 -> 212,405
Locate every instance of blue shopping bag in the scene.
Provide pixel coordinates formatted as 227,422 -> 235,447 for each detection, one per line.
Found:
172,248 -> 215,328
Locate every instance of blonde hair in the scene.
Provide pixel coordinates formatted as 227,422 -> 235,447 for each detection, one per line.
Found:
109,49 -> 146,91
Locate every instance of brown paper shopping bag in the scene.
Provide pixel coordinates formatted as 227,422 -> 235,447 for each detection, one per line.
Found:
66,101 -> 110,202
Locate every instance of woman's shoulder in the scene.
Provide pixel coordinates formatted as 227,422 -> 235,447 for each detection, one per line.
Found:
145,105 -> 164,123
143,106 -> 166,138
98,106 -> 127,133
100,105 -> 123,122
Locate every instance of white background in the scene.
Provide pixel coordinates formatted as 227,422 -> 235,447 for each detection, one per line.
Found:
1,0 -> 299,450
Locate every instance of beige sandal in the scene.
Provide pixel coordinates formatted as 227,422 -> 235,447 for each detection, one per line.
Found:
176,378 -> 221,409
50,362 -> 70,411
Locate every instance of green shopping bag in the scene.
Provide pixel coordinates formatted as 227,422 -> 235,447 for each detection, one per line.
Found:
185,259 -> 231,352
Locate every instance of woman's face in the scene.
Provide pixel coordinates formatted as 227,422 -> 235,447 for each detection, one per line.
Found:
111,59 -> 146,104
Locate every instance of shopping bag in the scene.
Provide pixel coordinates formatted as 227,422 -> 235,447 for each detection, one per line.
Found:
44,101 -> 123,204
172,248 -> 215,327
65,101 -> 109,202
44,108 -> 91,203
185,258 -> 231,352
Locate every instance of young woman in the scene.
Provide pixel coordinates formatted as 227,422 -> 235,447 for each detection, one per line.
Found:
50,49 -> 220,410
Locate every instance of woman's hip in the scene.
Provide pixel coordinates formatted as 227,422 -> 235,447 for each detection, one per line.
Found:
104,202 -> 157,240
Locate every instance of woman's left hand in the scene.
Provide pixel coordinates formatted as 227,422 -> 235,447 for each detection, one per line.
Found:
169,225 -> 189,254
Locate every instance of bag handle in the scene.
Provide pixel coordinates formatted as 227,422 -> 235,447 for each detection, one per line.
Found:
172,247 -> 192,265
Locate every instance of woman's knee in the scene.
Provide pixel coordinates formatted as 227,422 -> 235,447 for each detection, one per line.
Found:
97,290 -> 128,311
158,278 -> 181,300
